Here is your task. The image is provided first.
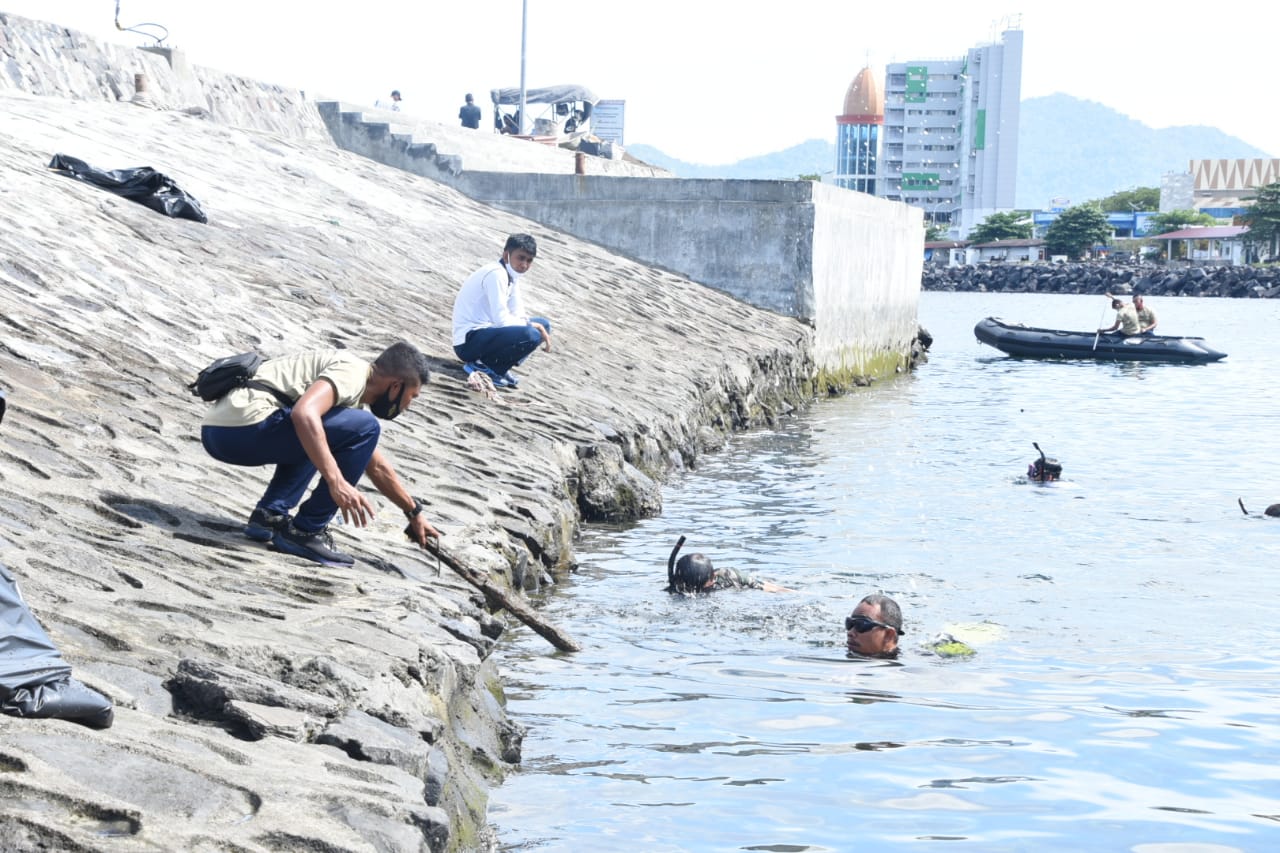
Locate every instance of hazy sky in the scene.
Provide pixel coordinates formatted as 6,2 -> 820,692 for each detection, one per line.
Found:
7,1 -> 1275,165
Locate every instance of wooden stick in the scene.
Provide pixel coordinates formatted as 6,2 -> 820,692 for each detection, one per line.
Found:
414,533 -> 582,653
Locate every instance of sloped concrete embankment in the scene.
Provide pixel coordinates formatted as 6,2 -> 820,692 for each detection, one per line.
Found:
0,87 -> 815,851
923,261 -> 1280,298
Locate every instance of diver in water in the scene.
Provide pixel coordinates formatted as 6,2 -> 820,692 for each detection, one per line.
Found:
845,593 -> 904,658
843,593 -> 979,660
1027,442 -> 1062,482
665,536 -> 794,593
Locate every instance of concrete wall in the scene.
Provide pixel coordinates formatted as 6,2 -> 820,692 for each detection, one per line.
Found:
456,174 -> 921,379
455,173 -> 820,317
810,182 -> 923,379
0,12 -> 329,141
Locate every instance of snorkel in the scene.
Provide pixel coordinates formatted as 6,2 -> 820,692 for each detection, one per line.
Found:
667,535 -> 686,591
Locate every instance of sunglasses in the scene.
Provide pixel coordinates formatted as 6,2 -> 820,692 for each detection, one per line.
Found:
845,614 -> 896,634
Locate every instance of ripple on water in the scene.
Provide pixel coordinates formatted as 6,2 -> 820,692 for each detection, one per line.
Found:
494,294 -> 1280,851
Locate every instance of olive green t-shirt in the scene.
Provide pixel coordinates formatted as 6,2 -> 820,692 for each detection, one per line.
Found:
1115,304 -> 1141,335
1136,305 -> 1157,330
202,350 -> 370,428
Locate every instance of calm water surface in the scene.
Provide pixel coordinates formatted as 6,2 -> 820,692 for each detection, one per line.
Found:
490,292 -> 1280,852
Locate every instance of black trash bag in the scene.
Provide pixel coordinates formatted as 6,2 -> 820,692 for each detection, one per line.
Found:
48,153 -> 208,224
0,561 -> 114,729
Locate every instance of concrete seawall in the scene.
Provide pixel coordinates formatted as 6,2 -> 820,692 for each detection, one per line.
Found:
0,12 -> 918,850
317,103 -> 924,385
0,16 -> 821,850
0,88 -> 816,851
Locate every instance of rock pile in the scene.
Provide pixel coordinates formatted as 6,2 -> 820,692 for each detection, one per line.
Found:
923,261 -> 1280,299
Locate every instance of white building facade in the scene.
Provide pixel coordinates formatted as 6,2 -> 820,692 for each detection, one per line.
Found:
876,26 -> 1023,239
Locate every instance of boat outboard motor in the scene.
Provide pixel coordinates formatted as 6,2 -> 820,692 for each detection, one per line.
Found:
1028,441 -> 1063,482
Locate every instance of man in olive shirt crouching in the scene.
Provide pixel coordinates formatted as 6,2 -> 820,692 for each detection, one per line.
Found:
201,342 -> 441,567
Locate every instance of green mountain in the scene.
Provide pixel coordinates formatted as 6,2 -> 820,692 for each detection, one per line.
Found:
627,94 -> 1275,210
627,139 -> 836,182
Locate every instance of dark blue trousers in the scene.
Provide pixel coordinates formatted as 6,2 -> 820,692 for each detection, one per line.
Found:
201,407 -> 380,532
454,316 -> 551,375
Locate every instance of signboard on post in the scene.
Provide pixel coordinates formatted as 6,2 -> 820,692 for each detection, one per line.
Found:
592,99 -> 625,144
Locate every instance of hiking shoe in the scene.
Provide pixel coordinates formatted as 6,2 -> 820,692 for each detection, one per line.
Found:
272,523 -> 355,567
244,508 -> 291,542
464,361 -> 516,388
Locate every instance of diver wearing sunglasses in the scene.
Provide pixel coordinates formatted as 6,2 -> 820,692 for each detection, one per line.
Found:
845,593 -> 904,658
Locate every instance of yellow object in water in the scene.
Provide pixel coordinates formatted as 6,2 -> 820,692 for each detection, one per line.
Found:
930,638 -> 976,657
926,622 -> 1003,657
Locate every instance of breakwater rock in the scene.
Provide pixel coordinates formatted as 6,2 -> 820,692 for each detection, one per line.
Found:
0,91 -> 816,851
923,262 -> 1280,299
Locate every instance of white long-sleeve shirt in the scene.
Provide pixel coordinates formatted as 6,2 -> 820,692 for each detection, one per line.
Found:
451,261 -> 528,346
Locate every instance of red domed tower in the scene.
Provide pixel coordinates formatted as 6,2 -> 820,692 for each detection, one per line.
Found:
835,67 -> 883,193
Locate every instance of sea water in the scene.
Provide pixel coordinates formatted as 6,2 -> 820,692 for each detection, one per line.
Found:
490,291 -> 1280,852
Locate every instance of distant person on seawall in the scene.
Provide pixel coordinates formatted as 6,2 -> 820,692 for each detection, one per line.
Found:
459,93 -> 481,129
451,233 -> 552,389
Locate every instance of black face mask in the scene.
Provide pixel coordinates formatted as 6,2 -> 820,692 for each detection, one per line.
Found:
370,382 -> 405,420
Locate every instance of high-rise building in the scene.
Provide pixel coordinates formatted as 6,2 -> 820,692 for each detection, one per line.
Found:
875,25 -> 1023,238
834,67 -> 883,194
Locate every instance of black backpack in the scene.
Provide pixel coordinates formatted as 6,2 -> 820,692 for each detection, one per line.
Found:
188,352 -> 293,407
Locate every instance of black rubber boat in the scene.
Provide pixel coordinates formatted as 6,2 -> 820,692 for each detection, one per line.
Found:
974,317 -> 1228,363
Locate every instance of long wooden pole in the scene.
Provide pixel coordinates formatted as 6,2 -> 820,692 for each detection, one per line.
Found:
420,537 -> 581,653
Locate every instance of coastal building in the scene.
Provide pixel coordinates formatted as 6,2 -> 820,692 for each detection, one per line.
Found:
1155,225 -> 1250,265
1032,210 -> 1156,239
967,237 -> 1045,264
834,67 -> 883,194
1162,158 -> 1280,218
876,24 -> 1023,240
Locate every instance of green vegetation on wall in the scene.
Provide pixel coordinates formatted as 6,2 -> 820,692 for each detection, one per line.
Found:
815,349 -> 910,394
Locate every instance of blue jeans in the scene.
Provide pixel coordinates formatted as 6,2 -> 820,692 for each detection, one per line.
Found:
201,407 -> 380,532
454,317 -> 550,375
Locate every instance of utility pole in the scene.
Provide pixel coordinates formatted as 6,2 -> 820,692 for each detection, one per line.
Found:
518,0 -> 528,135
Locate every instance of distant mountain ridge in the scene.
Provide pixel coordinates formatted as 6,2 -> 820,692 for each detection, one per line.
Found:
628,94 -> 1275,210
